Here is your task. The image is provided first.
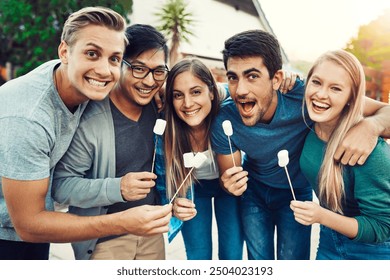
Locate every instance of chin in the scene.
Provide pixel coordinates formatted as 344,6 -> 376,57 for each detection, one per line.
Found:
88,92 -> 110,101
241,117 -> 257,127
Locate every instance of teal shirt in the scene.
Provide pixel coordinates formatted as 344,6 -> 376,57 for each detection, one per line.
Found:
300,130 -> 390,243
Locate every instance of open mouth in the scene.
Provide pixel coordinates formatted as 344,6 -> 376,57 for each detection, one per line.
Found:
237,99 -> 256,117
87,78 -> 107,87
312,100 -> 330,111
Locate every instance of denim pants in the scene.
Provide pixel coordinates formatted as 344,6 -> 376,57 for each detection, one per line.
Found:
316,225 -> 390,260
181,178 -> 244,260
241,181 -> 312,260
0,239 -> 49,260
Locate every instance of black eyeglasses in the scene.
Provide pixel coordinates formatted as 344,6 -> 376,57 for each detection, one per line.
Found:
122,60 -> 169,81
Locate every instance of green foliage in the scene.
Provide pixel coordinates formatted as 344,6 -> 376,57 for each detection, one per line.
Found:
155,0 -> 195,43
345,8 -> 390,70
154,0 -> 195,66
0,0 -> 132,77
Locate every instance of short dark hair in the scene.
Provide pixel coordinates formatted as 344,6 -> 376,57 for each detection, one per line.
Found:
124,24 -> 168,63
222,29 -> 282,78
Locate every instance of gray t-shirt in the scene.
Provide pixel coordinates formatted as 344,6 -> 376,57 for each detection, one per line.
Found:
0,60 -> 86,241
107,99 -> 158,213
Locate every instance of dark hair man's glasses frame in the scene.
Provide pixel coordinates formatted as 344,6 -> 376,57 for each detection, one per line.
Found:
122,59 -> 169,81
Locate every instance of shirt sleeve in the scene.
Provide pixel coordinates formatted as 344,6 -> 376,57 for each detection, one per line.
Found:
0,117 -> 51,180
353,139 -> 390,243
52,120 -> 123,207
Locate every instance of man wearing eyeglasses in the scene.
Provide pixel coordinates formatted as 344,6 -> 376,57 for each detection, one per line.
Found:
52,24 -> 170,260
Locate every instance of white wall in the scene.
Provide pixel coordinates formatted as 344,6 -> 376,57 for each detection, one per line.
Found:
129,0 -> 264,60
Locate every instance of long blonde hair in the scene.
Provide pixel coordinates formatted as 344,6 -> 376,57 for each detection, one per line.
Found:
305,50 -> 365,213
164,58 -> 220,199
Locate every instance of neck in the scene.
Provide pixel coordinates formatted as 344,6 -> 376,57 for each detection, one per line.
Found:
110,87 -> 143,121
315,122 -> 335,142
260,90 -> 278,124
189,123 -> 208,152
54,66 -> 85,113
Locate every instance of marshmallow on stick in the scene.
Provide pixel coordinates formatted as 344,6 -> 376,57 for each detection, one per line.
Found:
153,119 -> 167,135
277,150 -> 296,200
169,152 -> 207,204
183,152 -> 195,168
151,119 -> 167,172
222,120 -> 236,167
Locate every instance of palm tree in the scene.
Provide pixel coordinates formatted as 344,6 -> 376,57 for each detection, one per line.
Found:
155,0 -> 195,67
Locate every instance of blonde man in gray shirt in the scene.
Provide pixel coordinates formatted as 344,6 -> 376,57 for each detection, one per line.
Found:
0,7 -> 171,260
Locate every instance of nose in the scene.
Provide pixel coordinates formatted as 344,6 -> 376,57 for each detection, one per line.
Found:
315,86 -> 328,99
183,95 -> 194,108
235,80 -> 249,97
142,71 -> 155,87
95,59 -> 111,77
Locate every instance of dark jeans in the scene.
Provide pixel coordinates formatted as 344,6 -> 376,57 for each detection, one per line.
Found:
181,179 -> 244,260
0,239 -> 49,260
241,181 -> 312,260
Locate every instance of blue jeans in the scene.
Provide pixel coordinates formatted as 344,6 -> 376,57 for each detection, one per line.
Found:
181,179 -> 244,260
316,225 -> 390,260
241,181 -> 312,260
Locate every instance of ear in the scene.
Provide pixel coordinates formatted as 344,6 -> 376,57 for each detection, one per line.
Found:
58,41 -> 69,64
209,91 -> 214,101
272,70 -> 284,91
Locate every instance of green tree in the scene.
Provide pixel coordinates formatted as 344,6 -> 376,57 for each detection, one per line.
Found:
0,0 -> 132,77
155,0 -> 195,67
345,8 -> 390,69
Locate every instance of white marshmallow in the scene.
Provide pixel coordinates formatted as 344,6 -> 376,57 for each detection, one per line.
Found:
193,152 -> 207,168
222,120 -> 233,136
277,150 -> 289,167
183,152 -> 195,168
153,119 -> 166,135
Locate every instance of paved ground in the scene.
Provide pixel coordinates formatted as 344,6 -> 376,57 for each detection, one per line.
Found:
50,198 -> 320,260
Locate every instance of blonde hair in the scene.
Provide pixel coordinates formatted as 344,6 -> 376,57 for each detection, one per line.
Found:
61,6 -> 128,47
164,58 -> 220,199
305,50 -> 365,213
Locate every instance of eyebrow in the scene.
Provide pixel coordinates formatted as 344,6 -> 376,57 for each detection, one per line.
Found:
226,67 -> 261,76
129,59 -> 166,68
312,74 -> 345,88
243,67 -> 261,76
86,42 -> 123,55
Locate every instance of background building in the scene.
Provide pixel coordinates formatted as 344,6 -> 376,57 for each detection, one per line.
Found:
130,0 -> 292,81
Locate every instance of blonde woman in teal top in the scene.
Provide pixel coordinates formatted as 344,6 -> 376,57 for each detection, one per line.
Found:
291,50 -> 390,259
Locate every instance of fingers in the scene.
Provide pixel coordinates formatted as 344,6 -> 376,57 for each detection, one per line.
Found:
336,120 -> 377,166
290,201 -> 318,226
279,70 -> 292,93
289,73 -> 298,90
121,204 -> 172,236
334,146 -> 370,166
120,172 -> 158,201
356,154 -> 368,165
173,198 -> 196,221
221,166 -> 248,196
145,204 -> 173,235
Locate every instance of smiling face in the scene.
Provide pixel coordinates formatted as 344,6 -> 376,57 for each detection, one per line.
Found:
226,56 -> 282,126
119,48 -> 166,107
60,24 -> 125,103
305,60 -> 352,130
172,71 -> 213,131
